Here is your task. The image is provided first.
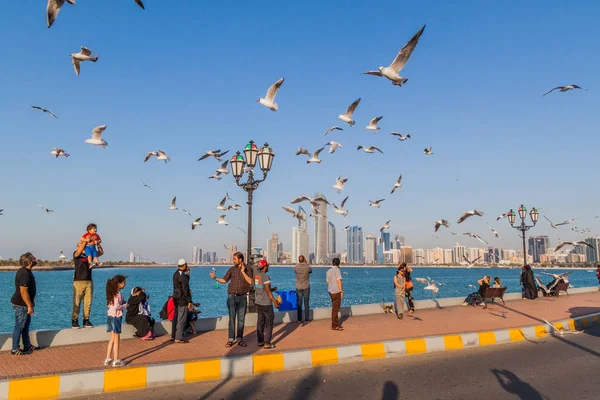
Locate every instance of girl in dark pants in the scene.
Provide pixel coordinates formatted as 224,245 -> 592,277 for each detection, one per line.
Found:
254,260 -> 280,349
401,263 -> 415,314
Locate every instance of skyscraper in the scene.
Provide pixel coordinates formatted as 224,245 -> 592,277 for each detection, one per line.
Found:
192,246 -> 198,264
365,234 -> 377,264
401,245 -> 413,264
584,237 -> 600,263
381,231 -> 391,251
452,243 -> 466,264
267,233 -> 279,264
292,205 -> 309,263
211,252 -> 216,264
129,252 -> 135,263
314,192 -> 329,264
328,221 -> 336,257
198,248 -> 203,264
226,244 -> 237,263
346,226 -> 363,264
528,236 -> 550,263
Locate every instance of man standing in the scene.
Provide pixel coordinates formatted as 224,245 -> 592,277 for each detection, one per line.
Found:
72,240 -> 95,329
172,259 -> 192,343
210,252 -> 253,347
254,260 -> 280,349
294,255 -> 312,326
326,257 -> 344,331
11,252 -> 38,355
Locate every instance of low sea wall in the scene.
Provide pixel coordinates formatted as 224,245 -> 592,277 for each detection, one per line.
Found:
0,286 -> 596,351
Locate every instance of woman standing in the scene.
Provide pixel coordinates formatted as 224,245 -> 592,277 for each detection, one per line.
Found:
402,263 -> 415,314
393,266 -> 406,320
521,265 -> 538,299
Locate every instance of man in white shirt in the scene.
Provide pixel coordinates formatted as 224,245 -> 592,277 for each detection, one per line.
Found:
325,258 -> 344,331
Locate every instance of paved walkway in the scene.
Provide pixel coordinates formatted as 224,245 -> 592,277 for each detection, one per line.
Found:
1,292 -> 598,379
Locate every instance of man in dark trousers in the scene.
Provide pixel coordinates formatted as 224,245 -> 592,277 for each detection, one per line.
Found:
210,252 -> 253,348
171,259 -> 192,343
72,240 -> 96,329
11,252 -> 38,355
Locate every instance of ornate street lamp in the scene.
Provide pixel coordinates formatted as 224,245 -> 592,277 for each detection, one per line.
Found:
507,205 -> 539,266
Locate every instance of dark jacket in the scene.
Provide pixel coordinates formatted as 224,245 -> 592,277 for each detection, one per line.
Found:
172,270 -> 192,307
126,292 -> 147,323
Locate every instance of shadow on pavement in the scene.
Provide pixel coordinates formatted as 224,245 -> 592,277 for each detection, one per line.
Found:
124,341 -> 173,364
491,369 -> 547,400
290,367 -> 321,400
381,380 -> 400,400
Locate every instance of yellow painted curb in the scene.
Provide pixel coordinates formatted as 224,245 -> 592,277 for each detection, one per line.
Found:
184,359 -> 221,382
8,375 -> 60,400
443,335 -> 463,350
405,338 -> 426,354
104,366 -> 147,393
477,332 -> 496,346
311,348 -> 338,366
361,343 -> 386,360
509,328 -> 525,342
253,353 -> 285,374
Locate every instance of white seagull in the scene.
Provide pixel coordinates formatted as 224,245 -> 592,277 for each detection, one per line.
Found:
331,176 -> 348,193
31,106 -> 58,119
216,161 -> 230,174
169,197 -> 178,210
217,215 -> 229,225
208,172 -> 223,180
363,25 -> 426,86
37,204 -> 55,213
434,219 -> 450,232
365,116 -> 383,134
324,141 -> 342,154
496,213 -> 508,221
424,147 -> 433,155
487,223 -> 502,239
257,78 -> 284,111
282,206 -> 307,222
543,85 -> 586,96
390,132 -> 411,141
291,195 -> 330,208
50,147 -> 69,158
71,46 -> 98,76
144,150 -> 171,163
369,199 -> 385,208
342,225 -> 350,231
380,220 -> 391,232
191,218 -> 202,230
414,276 -> 440,294
85,125 -> 108,148
337,98 -> 361,126
332,196 -> 349,217
357,145 -> 383,154
463,255 -> 482,267
463,232 -> 488,245
390,175 -> 402,194
227,204 -> 241,211
324,126 -> 343,136
141,180 -> 152,190
181,209 -> 193,217
544,216 -> 576,229
296,147 -> 311,156
457,210 -> 484,224
555,241 -> 594,252
216,196 -> 228,211
47,0 -> 75,28
198,149 -> 229,161
307,148 -> 325,164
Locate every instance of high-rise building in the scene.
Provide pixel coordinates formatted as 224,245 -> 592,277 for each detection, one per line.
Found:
328,221 -> 337,257
346,226 -> 363,264
314,193 -> 329,264
211,252 -> 217,264
584,237 -> 600,263
292,226 -> 309,264
443,249 -> 453,264
267,234 -> 279,264
432,247 -> 444,264
528,236 -> 550,263
377,238 -> 384,264
452,243 -> 466,264
298,206 -> 307,230
129,252 -> 135,263
400,246 -> 413,264
192,246 -> 198,264
365,234 -> 377,264
226,244 -> 237,263
425,248 -> 435,264
412,249 -> 425,264
135,254 -> 141,263
381,231 -> 391,251
392,234 -> 405,249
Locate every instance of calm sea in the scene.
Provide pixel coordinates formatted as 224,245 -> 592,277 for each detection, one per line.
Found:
0,266 -> 596,333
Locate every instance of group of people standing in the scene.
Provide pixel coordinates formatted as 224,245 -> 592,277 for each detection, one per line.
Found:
393,263 -> 416,319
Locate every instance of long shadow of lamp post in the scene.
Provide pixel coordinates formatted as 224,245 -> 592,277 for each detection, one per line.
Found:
507,205 -> 539,265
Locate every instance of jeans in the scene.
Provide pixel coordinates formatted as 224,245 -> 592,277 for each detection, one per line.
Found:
12,304 -> 32,352
227,294 -> 247,341
405,288 -> 415,312
296,288 -> 310,322
256,304 -> 274,345
171,305 -> 188,341
329,292 -> 342,329
72,280 -> 93,320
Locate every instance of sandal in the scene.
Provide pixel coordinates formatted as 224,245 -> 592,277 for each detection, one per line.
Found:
225,341 -> 234,348
332,327 -> 344,331
174,340 -> 189,344
237,341 -> 247,347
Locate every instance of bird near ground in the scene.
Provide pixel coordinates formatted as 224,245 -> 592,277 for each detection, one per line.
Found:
85,125 -> 108,148
337,98 -> 361,126
457,209 -> 484,224
31,106 -> 58,119
414,276 -> 441,294
257,78 -> 284,111
363,25 -> 426,86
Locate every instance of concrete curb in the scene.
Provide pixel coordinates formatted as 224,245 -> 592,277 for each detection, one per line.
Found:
1,311 -> 599,400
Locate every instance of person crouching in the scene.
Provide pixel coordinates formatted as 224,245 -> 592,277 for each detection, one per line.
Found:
254,260 -> 280,349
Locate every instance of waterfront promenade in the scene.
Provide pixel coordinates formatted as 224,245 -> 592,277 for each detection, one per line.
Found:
0,291 -> 598,381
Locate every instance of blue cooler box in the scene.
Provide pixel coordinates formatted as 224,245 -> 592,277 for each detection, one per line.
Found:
277,290 -> 297,311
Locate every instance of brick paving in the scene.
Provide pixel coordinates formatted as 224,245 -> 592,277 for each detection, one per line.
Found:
0,292 -> 598,379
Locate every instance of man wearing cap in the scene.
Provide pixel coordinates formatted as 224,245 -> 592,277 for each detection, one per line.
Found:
171,259 -> 193,343
254,259 -> 280,349
210,252 -> 253,348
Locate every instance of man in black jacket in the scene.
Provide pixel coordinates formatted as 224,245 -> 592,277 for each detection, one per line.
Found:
172,259 -> 192,343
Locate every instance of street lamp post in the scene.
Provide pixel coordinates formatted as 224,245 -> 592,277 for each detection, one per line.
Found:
229,140 -> 275,269
507,205 -> 539,266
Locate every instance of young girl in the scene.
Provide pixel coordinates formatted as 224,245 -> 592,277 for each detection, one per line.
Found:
493,277 -> 502,288
105,275 -> 127,367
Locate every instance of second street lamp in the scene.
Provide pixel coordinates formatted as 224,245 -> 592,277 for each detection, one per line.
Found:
507,205 -> 539,266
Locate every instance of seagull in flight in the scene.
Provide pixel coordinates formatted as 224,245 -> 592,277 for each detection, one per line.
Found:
337,98 -> 361,126
227,204 -> 241,211
181,209 -> 193,217
198,149 -> 229,161
496,213 -> 508,221
332,196 -> 349,217
31,106 -> 58,119
544,216 -> 575,229
257,77 -> 284,111
208,172 -> 223,180
369,199 -> 385,208
0,209 -> 3,216
46,0 -> 75,28
465,284 -> 477,290
296,147 -> 311,156
463,232 -> 488,245
217,215 -> 229,225
282,206 -> 307,222
141,180 -> 152,190
307,148 -> 325,164
191,218 -> 202,230
486,223 -> 502,239
434,219 -> 450,232
357,145 -> 383,154
390,132 -> 411,141
144,150 -> 171,163
342,225 -> 350,231
414,276 -> 441,294
555,241 -> 594,252
85,125 -> 108,148
380,220 -> 391,232
424,147 -> 433,155
50,147 -> 69,158
216,196 -> 229,211
324,126 -> 343,136
37,204 -> 55,213
324,141 -> 342,154
457,210 -> 484,224
463,255 -> 482,267
291,195 -> 330,208
237,227 -> 247,234
169,197 -> 178,210
216,161 -> 230,174
365,116 -> 383,134
71,46 -> 98,76
362,25 -> 426,87
266,216 -> 272,224
543,85 -> 586,96
134,0 -> 145,9
390,175 -> 403,194
331,176 -> 348,193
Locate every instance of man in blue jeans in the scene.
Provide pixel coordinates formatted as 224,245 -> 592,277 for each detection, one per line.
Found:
210,252 -> 253,348
10,252 -> 38,355
294,255 -> 312,326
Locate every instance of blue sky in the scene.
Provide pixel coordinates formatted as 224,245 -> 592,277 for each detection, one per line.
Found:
1,0 -> 599,262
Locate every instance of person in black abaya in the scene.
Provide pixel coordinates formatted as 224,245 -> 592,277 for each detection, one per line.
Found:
521,265 -> 538,299
126,287 -> 156,340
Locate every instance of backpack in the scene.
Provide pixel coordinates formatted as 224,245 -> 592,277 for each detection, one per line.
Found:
159,296 -> 174,320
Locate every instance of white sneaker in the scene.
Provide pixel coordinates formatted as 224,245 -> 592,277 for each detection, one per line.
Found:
112,359 -> 127,368
103,358 -> 113,366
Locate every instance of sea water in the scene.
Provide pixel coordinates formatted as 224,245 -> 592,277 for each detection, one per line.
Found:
0,266 -> 595,333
